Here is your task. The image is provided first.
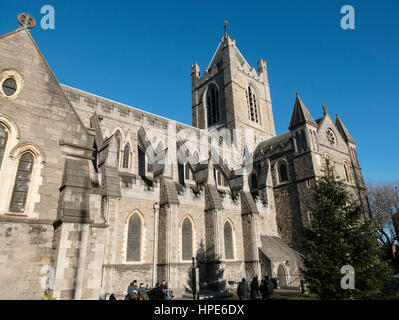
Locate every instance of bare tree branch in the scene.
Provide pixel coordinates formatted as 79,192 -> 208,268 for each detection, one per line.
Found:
367,180 -> 399,247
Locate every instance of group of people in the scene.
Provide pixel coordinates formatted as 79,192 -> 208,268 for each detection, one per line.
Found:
237,276 -> 275,300
124,280 -> 173,301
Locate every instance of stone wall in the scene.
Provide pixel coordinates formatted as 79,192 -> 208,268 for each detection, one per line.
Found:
0,219 -> 54,300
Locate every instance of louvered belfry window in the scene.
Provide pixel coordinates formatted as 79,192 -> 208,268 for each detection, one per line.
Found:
279,164 -> 288,182
224,221 -> 234,260
247,86 -> 259,123
9,152 -> 34,213
206,84 -> 219,126
0,124 -> 8,170
182,218 -> 193,261
127,213 -> 142,262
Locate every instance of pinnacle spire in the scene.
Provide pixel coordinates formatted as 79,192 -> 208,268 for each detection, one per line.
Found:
289,94 -> 317,130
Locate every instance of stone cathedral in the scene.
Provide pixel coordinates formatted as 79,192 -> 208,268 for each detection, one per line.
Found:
0,17 -> 368,300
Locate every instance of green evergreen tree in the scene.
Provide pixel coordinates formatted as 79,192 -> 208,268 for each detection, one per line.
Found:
303,168 -> 392,300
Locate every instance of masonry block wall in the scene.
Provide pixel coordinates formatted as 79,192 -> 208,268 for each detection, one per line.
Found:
0,25 -> 369,299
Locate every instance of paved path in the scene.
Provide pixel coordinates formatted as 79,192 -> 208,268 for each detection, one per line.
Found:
179,288 -> 302,301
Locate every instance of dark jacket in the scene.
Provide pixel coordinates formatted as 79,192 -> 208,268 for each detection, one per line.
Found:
127,283 -> 138,300
237,281 -> 250,300
160,283 -> 168,291
250,278 -> 259,299
260,279 -> 274,297
138,287 -> 147,295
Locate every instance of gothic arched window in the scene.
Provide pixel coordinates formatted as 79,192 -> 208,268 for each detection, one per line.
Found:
206,84 -> 219,126
0,124 -> 8,170
224,221 -> 234,260
122,143 -> 131,169
115,131 -> 122,167
217,171 -> 222,186
9,152 -> 34,213
178,162 -> 185,185
182,217 -> 193,261
279,163 -> 288,183
247,86 -> 259,123
250,173 -> 259,197
127,213 -> 142,262
155,142 -> 165,165
138,147 -> 146,176
325,154 -> 333,170
344,161 -> 352,183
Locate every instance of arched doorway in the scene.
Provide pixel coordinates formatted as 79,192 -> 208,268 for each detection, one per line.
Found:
277,264 -> 287,287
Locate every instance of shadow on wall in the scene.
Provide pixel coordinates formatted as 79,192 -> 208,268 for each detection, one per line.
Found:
185,240 -> 226,293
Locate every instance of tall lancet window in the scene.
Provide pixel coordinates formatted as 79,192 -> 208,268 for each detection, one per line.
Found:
182,217 -> 193,261
224,220 -> 234,260
206,84 -> 219,126
0,124 -> 8,170
115,131 -> 122,167
247,86 -> 259,123
122,143 -> 131,169
126,213 -> 142,262
9,152 -> 34,213
138,147 -> 146,176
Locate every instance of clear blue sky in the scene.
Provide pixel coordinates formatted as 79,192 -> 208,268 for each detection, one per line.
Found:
1,0 -> 398,182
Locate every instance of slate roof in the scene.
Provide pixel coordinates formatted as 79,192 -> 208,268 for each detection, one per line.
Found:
254,132 -> 292,157
241,191 -> 259,215
160,176 -> 179,206
204,184 -> 224,211
260,236 -> 302,261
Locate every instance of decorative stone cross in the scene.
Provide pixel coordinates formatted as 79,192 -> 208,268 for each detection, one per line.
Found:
223,19 -> 229,34
17,13 -> 36,29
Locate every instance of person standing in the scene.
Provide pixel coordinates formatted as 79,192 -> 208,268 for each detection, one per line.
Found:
259,276 -> 274,300
237,278 -> 250,300
160,280 -> 172,300
127,280 -> 139,300
250,276 -> 259,299
138,283 -> 150,300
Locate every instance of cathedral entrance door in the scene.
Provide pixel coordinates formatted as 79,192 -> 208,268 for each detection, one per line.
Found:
277,264 -> 287,287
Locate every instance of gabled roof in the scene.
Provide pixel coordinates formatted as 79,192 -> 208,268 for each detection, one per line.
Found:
206,34 -> 250,71
289,95 -> 317,130
0,27 -> 89,136
335,114 -> 356,144
254,131 -> 292,157
260,236 -> 302,262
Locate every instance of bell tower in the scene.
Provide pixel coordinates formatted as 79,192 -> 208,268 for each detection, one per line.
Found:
191,31 -> 276,143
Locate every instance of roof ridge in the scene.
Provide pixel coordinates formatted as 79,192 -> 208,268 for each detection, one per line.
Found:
15,28 -> 90,136
335,114 -> 356,144
60,84 -> 221,141
0,28 -> 24,40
